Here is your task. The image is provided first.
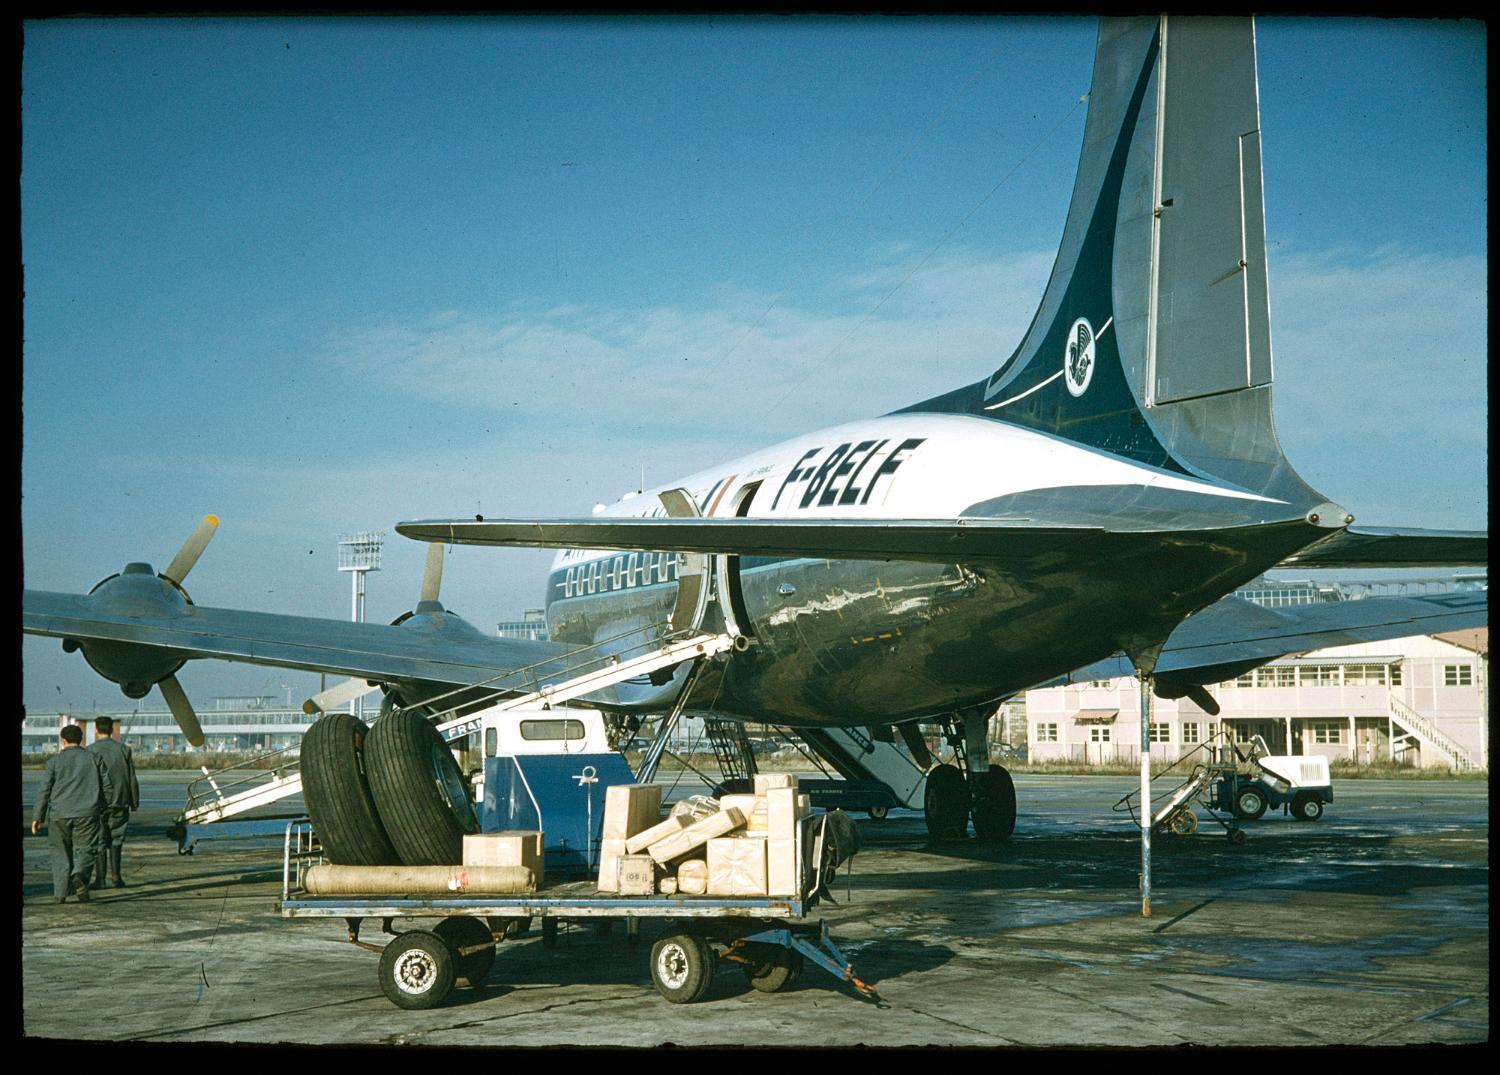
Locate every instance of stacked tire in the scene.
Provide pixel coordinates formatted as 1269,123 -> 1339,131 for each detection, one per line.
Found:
299,713 -> 400,865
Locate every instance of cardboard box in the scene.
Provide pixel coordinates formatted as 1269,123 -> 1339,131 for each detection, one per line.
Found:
618,855 -> 656,896
660,875 -> 678,895
601,784 -> 663,840
719,793 -> 761,817
766,787 -> 800,841
707,836 -> 768,896
766,837 -> 799,897
647,807 -> 746,865
597,836 -> 627,893
463,831 -> 544,886
670,795 -> 719,823
625,813 -> 690,855
676,859 -> 708,895
745,798 -> 769,833
754,773 -> 798,794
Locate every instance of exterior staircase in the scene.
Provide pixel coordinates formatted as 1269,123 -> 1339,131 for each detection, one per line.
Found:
1387,693 -> 1478,772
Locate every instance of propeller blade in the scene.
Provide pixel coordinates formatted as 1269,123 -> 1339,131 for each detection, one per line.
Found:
161,515 -> 220,587
159,674 -> 205,747
302,677 -> 381,715
418,542 -> 446,605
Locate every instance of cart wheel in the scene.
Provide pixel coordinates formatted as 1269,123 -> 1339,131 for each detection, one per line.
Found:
650,933 -> 715,1003
1227,827 -> 1247,846
1291,794 -> 1323,822
1233,785 -> 1268,820
541,918 -> 559,949
743,944 -> 804,993
867,805 -> 889,822
1169,808 -> 1199,836
378,931 -> 456,1010
433,916 -> 496,985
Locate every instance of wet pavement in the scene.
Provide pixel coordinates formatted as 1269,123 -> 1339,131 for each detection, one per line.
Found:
21,770 -> 1488,1047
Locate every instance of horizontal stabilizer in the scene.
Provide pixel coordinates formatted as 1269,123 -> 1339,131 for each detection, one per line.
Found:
396,513 -> 1336,565
1278,527 -> 1487,569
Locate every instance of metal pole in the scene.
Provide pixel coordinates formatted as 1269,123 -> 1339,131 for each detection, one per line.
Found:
1139,670 -> 1152,918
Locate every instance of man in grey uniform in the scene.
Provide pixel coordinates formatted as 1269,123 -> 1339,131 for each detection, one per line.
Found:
31,724 -> 113,903
89,716 -> 140,888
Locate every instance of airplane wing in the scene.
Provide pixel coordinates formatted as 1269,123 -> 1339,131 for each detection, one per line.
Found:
1041,589 -> 1489,689
23,589 -> 583,698
1276,526 -> 1489,568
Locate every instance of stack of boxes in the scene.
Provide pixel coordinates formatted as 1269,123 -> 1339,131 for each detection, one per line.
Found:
596,775 -> 812,897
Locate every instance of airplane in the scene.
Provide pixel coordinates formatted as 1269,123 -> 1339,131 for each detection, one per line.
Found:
23,16 -> 1486,860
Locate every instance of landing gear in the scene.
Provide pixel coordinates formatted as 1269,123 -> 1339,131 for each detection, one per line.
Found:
923,763 -> 969,839
970,766 -> 1016,841
923,715 -> 1016,842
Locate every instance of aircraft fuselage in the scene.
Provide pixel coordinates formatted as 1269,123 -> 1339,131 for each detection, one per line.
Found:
542,413 -> 1319,727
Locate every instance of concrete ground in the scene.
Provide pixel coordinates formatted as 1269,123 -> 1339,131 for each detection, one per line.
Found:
21,770 -> 1488,1047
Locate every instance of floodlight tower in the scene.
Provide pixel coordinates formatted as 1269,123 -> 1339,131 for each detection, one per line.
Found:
337,531 -> 383,718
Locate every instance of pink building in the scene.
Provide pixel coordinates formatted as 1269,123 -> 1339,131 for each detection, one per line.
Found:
1025,631 -> 1487,771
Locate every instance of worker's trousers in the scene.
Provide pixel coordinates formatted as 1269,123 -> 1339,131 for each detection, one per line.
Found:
48,815 -> 99,899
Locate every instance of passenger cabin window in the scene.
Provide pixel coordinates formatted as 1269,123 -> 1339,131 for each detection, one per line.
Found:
520,719 -> 585,742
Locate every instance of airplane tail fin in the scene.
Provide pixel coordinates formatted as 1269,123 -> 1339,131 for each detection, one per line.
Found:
903,16 -> 1324,510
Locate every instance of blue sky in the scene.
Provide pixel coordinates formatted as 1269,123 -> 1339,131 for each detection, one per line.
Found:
22,16 -> 1487,714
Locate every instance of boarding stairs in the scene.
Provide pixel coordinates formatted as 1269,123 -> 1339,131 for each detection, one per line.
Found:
177,626 -> 736,832
1114,732 -> 1244,839
703,718 -> 758,786
1387,693 -> 1477,772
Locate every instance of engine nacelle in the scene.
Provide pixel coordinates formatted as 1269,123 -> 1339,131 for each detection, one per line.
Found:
74,562 -> 191,698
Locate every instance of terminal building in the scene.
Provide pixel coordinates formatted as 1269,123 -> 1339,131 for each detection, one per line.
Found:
1024,575 -> 1488,771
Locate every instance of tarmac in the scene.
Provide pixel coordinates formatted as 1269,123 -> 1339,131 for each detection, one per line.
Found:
20,769 -> 1489,1048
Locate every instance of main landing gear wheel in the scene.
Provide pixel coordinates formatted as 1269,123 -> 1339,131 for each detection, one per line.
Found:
365,709 -> 480,865
299,712 -> 400,865
1291,794 -> 1324,822
433,916 -> 496,985
1233,785 -> 1268,821
970,766 -> 1016,842
924,763 -> 969,840
650,932 -> 715,1004
378,931 -> 456,1010
742,944 -> 804,993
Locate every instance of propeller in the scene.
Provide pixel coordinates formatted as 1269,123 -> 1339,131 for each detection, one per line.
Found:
158,674 -> 205,748
71,516 -> 220,748
161,514 -> 219,589
302,543 -> 448,715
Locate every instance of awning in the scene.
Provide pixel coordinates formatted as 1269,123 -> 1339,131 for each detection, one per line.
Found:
1072,709 -> 1118,724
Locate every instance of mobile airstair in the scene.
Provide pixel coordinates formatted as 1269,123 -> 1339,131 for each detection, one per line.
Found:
1113,731 -> 1248,844
169,625 -> 735,852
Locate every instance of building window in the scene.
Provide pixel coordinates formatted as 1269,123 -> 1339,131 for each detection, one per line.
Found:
1444,664 -> 1473,687
1390,664 -> 1403,686
1234,673 -> 1254,688
1090,726 -> 1112,743
1310,721 -> 1343,744
1035,723 -> 1058,742
1149,722 -> 1171,743
1182,722 -> 1201,744
1087,679 -> 1113,689
1299,665 -> 1339,687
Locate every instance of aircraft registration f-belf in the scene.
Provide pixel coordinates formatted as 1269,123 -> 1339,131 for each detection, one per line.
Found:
24,17 -> 1486,848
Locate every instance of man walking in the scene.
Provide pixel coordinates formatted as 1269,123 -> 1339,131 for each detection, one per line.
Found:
32,724 -> 113,903
89,716 -> 140,888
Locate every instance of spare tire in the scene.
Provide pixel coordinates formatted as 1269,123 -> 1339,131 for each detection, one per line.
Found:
365,709 -> 480,865
300,712 -> 400,865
